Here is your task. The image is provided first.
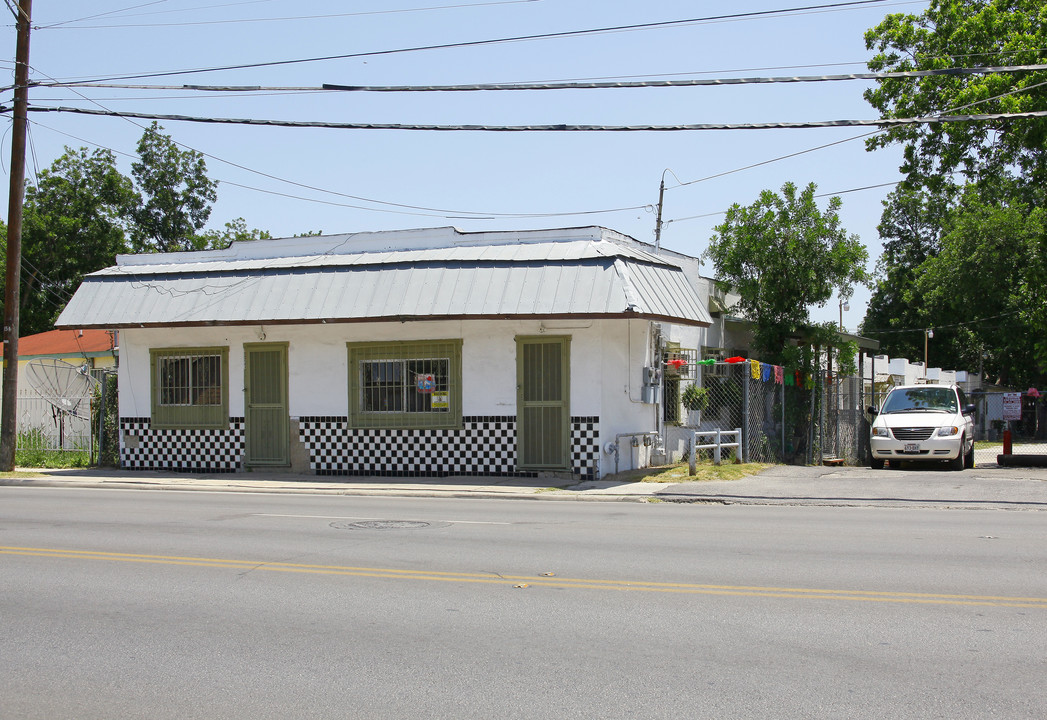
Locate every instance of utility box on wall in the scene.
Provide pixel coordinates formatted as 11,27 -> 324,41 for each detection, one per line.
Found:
641,366 -> 662,404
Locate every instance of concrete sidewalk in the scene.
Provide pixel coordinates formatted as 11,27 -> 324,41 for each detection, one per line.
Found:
4,462 -> 1047,509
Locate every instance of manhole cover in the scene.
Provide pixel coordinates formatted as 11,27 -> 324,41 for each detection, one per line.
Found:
331,520 -> 433,530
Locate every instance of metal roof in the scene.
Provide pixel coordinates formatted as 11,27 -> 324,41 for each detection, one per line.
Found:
56,232 -> 712,329
93,239 -> 673,276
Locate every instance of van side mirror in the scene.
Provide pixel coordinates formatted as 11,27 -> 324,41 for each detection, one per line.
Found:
867,406 -> 879,416
963,403 -> 976,415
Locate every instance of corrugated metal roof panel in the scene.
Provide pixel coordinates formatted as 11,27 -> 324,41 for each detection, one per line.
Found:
57,256 -> 712,329
93,239 -> 671,278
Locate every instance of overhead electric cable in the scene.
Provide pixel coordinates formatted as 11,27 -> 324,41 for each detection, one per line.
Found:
40,1 -> 171,30
45,0 -> 891,84
319,64 -> 1047,92
28,118 -> 647,221
862,311 -> 1022,335
24,105 -> 1047,131
39,0 -> 542,29
23,60 -> 650,222
40,63 -> 1047,95
664,181 -> 903,226
668,132 -> 880,190
219,179 -> 645,219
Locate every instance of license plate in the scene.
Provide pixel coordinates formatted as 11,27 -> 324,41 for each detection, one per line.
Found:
903,443 -> 920,453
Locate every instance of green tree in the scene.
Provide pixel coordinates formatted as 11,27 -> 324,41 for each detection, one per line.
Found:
1,124 -> 271,335
704,182 -> 869,365
196,217 -> 272,249
3,147 -> 136,335
864,0 -> 1047,199
914,193 -> 1046,386
130,121 -> 219,253
861,186 -> 950,360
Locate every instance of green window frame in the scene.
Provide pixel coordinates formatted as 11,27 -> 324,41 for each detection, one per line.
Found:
150,346 -> 229,429
348,340 -> 463,429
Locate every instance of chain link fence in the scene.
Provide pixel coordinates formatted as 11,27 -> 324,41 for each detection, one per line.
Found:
670,361 -> 871,466
670,361 -> 1047,467
12,371 -> 119,465
971,390 -> 1047,459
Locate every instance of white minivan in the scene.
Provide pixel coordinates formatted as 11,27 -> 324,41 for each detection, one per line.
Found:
868,384 -> 976,470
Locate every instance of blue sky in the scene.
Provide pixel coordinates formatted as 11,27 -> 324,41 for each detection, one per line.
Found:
2,0 -> 930,331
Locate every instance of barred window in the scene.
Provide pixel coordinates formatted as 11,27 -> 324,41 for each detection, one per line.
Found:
151,347 -> 228,428
349,341 -> 462,429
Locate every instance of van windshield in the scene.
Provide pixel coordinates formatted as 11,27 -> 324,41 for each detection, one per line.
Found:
881,387 -> 958,414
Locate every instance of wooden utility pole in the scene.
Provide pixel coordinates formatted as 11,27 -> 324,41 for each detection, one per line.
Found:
653,177 -> 665,252
0,0 -> 33,471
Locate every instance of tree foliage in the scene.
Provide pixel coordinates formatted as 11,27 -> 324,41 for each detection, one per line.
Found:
915,193 -> 1046,385
130,121 -> 219,253
704,182 -> 869,365
861,186 -> 949,361
1,124 -> 271,335
10,148 -> 136,335
864,0 -> 1047,198
862,1 -> 1047,385
197,217 -> 272,249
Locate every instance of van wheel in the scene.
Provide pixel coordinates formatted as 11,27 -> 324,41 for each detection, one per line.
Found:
964,441 -> 975,469
870,457 -> 885,470
949,443 -> 965,471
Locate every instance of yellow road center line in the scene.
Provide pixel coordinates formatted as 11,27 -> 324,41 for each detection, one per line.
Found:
3,545 -> 1046,608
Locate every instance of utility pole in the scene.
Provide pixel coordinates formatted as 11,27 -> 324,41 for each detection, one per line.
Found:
0,0 -> 33,471
653,177 -> 665,252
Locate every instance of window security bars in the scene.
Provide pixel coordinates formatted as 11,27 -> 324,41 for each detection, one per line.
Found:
158,353 -> 223,407
348,340 -> 463,429
150,347 -> 229,429
360,358 -> 451,415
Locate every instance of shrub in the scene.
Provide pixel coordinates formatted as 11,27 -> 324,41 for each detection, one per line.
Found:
682,384 -> 710,412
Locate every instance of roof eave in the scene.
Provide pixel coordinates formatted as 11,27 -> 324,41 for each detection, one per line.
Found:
56,311 -> 711,331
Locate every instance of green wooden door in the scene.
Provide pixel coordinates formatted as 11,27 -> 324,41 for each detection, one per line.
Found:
516,336 -> 570,470
244,343 -> 288,466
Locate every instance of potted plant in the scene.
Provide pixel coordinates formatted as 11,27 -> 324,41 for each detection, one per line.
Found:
681,383 -> 709,427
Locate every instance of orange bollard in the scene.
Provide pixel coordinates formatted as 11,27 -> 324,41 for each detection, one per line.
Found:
1003,429 -> 1012,455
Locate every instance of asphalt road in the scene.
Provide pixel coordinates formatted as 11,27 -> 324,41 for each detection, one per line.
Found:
2,486 -> 1046,719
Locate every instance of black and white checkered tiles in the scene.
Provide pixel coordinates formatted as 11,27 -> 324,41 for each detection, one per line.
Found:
120,417 -> 245,472
120,415 -> 600,478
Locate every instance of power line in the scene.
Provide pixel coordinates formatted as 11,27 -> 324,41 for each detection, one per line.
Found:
27,118 -> 648,222
38,0 -> 542,29
319,65 -> 1047,93
862,311 -> 1023,335
20,63 -> 646,223
21,59 -> 878,94
669,132 -> 880,190
23,105 -> 1047,131
219,179 -> 646,220
665,181 -> 902,225
36,63 -> 1047,95
43,0 -> 892,85
38,1 -> 171,30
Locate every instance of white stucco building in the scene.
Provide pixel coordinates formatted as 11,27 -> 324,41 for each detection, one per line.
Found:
57,226 -> 719,479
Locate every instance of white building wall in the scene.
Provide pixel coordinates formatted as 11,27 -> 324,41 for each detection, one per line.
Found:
124,319 -> 655,418
119,317 -> 672,475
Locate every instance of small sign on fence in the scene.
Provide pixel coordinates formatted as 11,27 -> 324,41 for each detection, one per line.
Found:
1002,392 -> 1023,421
